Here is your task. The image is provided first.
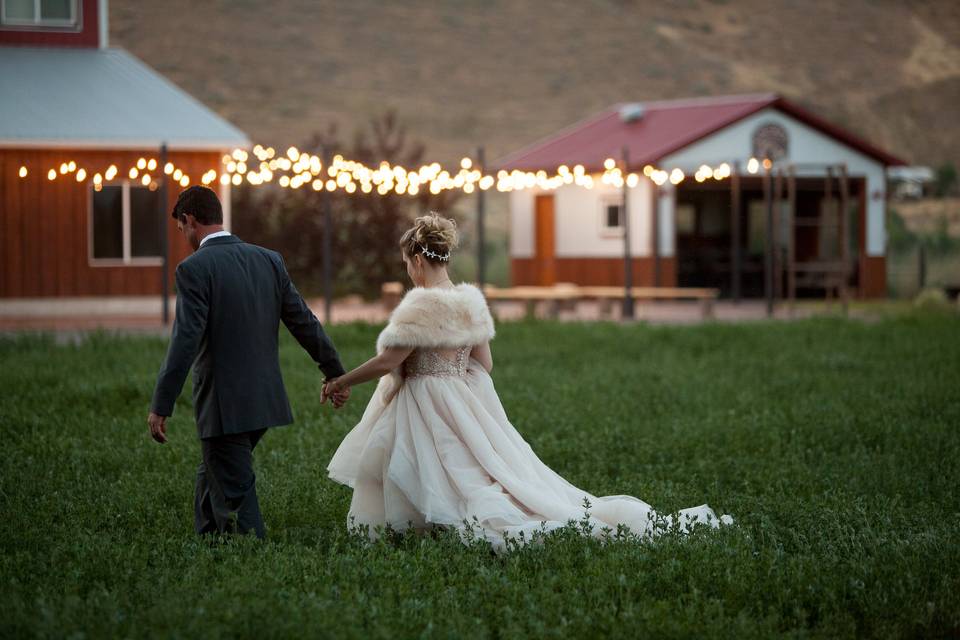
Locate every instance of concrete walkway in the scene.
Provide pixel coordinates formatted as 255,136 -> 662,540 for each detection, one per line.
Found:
0,295 -> 828,334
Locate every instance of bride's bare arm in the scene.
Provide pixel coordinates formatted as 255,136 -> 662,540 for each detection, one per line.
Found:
331,346 -> 414,389
469,342 -> 493,373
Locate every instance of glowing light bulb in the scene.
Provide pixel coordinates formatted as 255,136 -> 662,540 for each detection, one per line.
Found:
603,158 -> 616,171
181,175 -> 191,187
220,174 -> 230,185
60,163 -> 69,174
93,173 -> 102,185
141,174 -> 151,186
147,159 -> 157,171
286,146 -> 300,161
325,180 -> 336,191
173,169 -> 183,181
627,173 -> 639,188
163,162 -> 174,175
18,166 -> 27,178
67,161 -> 76,172
105,165 -> 118,180
76,169 -> 87,182
129,167 -> 139,179
136,158 -> 146,170
312,179 -> 323,191
345,182 -> 357,194
762,158 -> 772,170
47,169 -> 57,180
231,174 -> 241,186
670,169 -> 684,185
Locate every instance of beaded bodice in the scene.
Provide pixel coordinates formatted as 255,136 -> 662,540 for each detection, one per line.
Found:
403,346 -> 470,379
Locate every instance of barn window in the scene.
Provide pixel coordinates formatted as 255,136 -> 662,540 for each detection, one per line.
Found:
600,197 -> 624,236
1,0 -> 78,27
90,182 -> 163,265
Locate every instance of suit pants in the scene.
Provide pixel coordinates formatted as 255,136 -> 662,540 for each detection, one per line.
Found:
195,429 -> 267,539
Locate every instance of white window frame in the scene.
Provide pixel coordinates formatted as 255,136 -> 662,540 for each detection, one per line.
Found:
88,181 -> 164,267
598,195 -> 625,238
1,0 -> 79,28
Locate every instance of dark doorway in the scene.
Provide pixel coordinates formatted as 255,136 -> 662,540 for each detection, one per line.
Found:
675,177 -> 865,298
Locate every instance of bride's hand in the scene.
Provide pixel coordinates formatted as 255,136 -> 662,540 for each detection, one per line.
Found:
322,378 -> 350,408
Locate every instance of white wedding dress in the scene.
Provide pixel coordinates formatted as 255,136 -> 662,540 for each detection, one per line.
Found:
327,284 -> 732,551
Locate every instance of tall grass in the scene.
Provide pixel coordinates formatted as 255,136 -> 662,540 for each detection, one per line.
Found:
1,314 -> 958,638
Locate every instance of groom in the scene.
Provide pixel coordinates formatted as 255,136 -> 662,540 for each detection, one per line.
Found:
147,185 -> 349,539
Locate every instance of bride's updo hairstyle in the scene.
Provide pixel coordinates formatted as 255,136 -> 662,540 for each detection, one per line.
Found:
399,212 -> 459,264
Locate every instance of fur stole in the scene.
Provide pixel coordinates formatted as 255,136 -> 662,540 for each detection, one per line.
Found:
376,283 -> 495,353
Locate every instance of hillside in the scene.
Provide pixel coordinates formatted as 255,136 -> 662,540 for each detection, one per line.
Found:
111,0 -> 960,168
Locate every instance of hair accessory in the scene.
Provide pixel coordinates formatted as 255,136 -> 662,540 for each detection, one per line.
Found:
420,244 -> 451,262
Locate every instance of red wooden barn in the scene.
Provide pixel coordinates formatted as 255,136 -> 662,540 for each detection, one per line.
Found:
0,0 -> 249,298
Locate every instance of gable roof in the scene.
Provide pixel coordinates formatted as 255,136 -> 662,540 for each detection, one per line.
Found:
0,46 -> 249,150
495,93 -> 905,171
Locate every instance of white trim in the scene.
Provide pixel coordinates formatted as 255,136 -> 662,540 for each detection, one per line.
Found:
220,181 -> 232,232
598,194 -> 624,238
89,180 -> 164,267
97,0 -> 107,48
121,182 -> 131,262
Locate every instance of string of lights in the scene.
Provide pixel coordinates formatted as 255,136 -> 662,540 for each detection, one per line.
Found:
15,145 -> 775,195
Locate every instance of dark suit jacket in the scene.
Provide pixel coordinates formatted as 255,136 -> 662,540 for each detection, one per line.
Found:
150,235 -> 345,439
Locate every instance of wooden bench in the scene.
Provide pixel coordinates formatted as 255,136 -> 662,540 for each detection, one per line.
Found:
577,286 -> 719,319
381,282 -> 718,319
482,283 -> 581,319
380,281 -> 404,311
482,284 -> 719,319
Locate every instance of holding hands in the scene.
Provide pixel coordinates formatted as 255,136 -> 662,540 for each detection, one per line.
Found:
322,378 -> 351,409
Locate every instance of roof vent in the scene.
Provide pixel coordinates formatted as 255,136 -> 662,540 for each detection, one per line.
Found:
619,103 -> 645,123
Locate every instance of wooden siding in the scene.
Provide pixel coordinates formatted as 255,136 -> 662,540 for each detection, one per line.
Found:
1,148 -> 222,297
512,257 -> 678,288
0,0 -> 99,48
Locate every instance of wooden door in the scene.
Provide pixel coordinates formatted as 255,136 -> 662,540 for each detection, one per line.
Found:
534,194 -> 556,286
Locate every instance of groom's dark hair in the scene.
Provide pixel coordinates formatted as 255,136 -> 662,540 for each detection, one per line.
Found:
171,185 -> 223,225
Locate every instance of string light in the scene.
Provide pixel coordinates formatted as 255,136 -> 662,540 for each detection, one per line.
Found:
15,146 -> 740,199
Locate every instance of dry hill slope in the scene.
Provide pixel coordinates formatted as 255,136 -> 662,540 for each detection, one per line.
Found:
111,0 -> 960,167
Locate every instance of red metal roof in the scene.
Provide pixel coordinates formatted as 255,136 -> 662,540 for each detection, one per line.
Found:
495,93 -> 905,171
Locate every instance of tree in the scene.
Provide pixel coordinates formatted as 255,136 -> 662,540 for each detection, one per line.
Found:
933,162 -> 957,198
233,112 -> 462,298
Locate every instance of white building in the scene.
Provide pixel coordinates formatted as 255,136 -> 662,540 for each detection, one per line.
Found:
497,94 -> 904,298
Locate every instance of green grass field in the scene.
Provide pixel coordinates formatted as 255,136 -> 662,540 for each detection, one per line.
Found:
2,314 -> 959,638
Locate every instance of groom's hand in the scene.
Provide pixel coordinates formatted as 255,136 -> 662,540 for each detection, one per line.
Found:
147,412 -> 168,444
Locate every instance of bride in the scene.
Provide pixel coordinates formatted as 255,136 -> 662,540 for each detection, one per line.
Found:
323,213 -> 732,551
